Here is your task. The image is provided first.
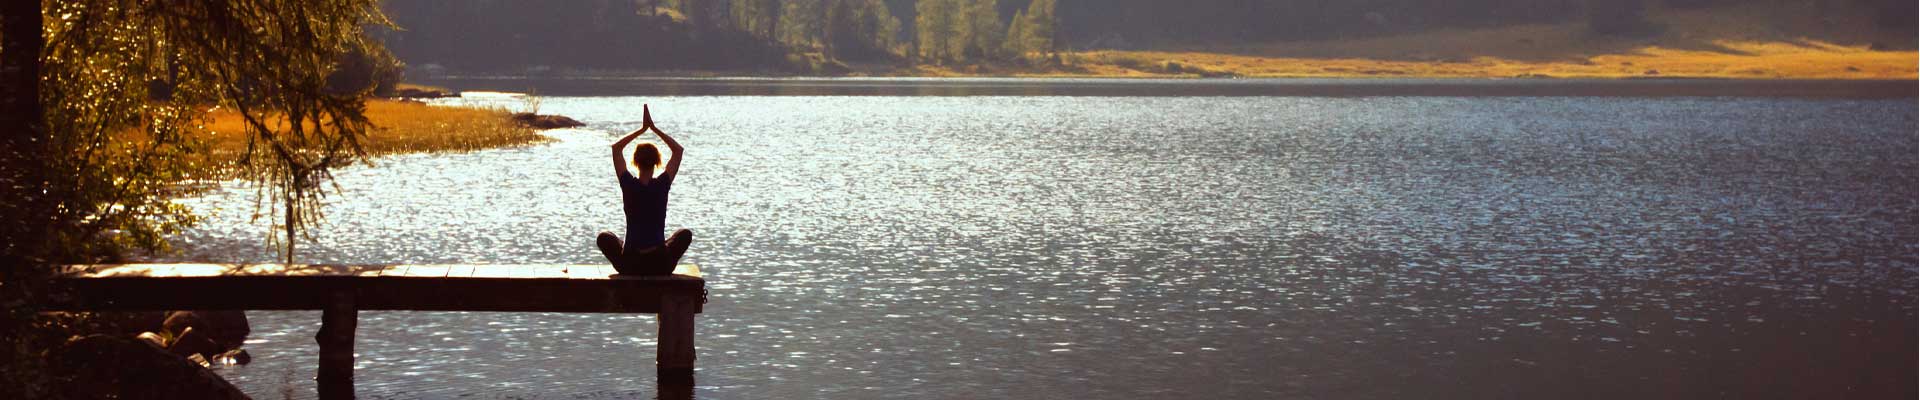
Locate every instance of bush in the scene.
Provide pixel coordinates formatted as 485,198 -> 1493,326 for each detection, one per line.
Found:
326,41 -> 404,97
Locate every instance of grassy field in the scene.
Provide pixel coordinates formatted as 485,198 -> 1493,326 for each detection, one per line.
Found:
904,4 -> 1916,79
1044,42 -> 1915,79
197,100 -> 546,168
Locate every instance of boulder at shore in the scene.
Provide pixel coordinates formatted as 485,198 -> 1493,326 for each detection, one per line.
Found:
48,335 -> 251,400
161,311 -> 250,358
511,112 -> 586,129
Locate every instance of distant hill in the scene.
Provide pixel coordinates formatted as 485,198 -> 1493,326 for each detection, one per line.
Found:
374,0 -> 1915,78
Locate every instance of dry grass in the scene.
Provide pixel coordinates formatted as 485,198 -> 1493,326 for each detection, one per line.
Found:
935,4 -> 1917,79
1057,43 -> 1914,79
197,99 -> 547,167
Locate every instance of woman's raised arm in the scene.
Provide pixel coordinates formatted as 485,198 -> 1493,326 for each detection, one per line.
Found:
611,126 -> 645,179
654,127 -> 683,179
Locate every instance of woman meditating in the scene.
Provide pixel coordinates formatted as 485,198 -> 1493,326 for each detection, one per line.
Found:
598,106 -> 692,275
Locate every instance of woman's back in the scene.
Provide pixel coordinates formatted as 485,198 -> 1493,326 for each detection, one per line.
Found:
618,165 -> 673,251
596,105 -> 692,276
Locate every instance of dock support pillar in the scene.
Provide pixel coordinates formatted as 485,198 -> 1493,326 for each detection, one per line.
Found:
317,290 -> 357,400
657,292 -> 697,384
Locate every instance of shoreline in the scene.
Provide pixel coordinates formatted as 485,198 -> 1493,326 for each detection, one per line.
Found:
188,100 -> 549,179
408,43 -> 1918,82
419,67 -> 1920,82
415,76 -> 1918,98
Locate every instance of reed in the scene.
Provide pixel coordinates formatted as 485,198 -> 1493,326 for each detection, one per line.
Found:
196,99 -> 547,167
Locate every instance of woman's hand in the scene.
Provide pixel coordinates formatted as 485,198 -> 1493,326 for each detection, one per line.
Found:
644,105 -> 683,180
610,111 -> 651,178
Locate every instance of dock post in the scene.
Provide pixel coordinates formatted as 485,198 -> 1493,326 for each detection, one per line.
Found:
317,290 -> 357,400
657,291 -> 697,384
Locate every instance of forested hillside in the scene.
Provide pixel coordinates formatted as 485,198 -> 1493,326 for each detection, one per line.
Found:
375,0 -> 1916,76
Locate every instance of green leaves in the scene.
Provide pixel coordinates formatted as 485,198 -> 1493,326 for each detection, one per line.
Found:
38,0 -> 389,262
917,0 -> 1056,65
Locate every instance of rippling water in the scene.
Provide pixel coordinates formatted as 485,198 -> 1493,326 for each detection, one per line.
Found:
164,93 -> 1918,399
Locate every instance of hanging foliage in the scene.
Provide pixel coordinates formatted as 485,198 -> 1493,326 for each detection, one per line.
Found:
32,0 -> 393,263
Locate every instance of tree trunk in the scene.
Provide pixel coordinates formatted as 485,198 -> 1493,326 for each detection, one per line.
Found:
0,0 -> 46,260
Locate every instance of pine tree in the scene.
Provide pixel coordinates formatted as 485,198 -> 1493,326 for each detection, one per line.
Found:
915,0 -> 958,63
963,0 -> 1005,61
1004,9 -> 1030,61
1025,0 -> 1058,59
781,0 -> 826,49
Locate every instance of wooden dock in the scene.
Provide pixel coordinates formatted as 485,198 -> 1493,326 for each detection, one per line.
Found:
44,263 -> 707,399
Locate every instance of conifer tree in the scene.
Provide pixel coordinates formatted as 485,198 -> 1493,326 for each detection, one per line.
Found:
1005,9 -> 1031,60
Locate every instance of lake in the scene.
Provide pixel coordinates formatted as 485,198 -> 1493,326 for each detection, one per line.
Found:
163,79 -> 1918,399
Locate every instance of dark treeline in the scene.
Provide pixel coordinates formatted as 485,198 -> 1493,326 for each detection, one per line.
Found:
379,0 -> 785,72
377,0 -> 1057,73
1056,0 -> 1584,47
376,0 -> 1916,74
1050,0 -> 1912,47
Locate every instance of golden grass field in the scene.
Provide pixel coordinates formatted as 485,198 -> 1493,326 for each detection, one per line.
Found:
910,3 -> 1916,79
197,99 -> 545,164
1048,42 -> 1915,79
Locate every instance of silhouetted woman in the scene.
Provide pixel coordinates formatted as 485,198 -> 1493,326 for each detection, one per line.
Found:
598,106 -> 692,275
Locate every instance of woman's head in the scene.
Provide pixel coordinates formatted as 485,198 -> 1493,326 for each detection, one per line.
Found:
633,143 -> 663,172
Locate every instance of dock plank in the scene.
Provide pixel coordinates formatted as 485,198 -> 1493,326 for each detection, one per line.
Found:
379,265 -> 411,277
516,265 -> 571,279
566,265 -> 604,280
232,264 -> 296,276
87,263 -> 175,277
674,264 -> 702,278
469,265 -> 518,279
447,264 -> 478,278
44,262 -> 710,395
402,265 -> 452,278
47,263 -> 705,314
342,265 -> 390,277
579,264 -> 615,279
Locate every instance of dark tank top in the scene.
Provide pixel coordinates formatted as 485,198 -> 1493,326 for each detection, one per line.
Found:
618,170 -> 672,253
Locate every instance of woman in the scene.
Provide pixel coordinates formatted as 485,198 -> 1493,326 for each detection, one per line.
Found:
597,105 -> 693,275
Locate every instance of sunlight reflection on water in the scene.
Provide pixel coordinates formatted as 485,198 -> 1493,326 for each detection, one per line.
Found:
168,96 -> 1916,399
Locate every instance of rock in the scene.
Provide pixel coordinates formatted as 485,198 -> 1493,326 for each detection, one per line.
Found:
1643,69 -> 1660,75
168,327 -> 223,360
47,335 -> 251,400
184,353 -> 212,369
136,331 -> 170,349
162,311 -> 249,354
511,112 -> 586,129
213,348 -> 252,366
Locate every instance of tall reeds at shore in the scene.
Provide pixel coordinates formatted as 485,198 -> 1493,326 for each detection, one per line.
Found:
196,100 -> 547,173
